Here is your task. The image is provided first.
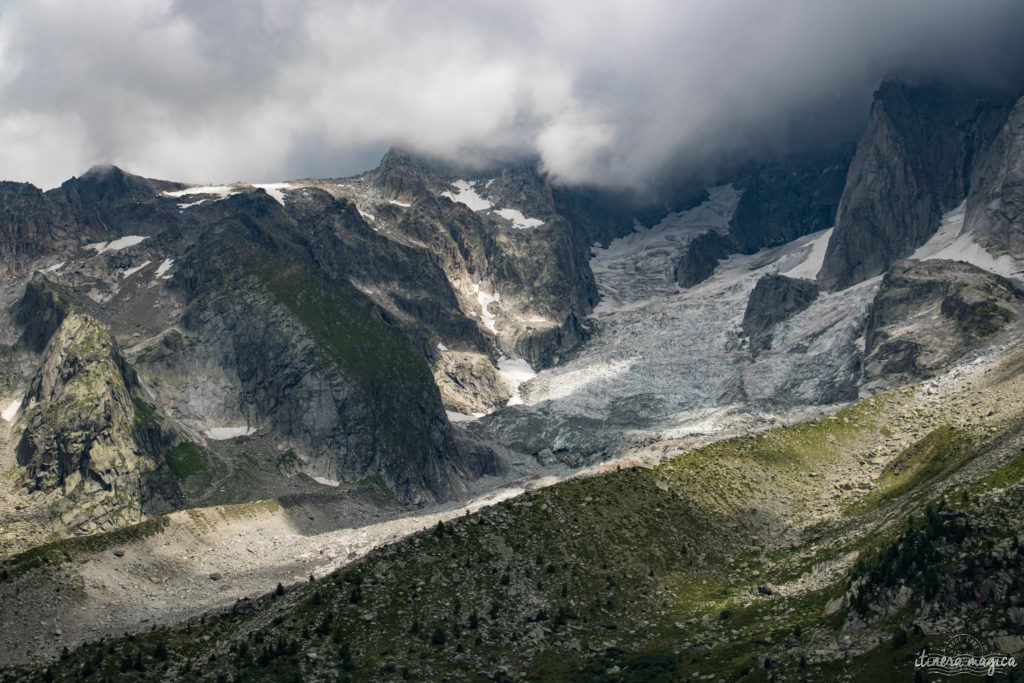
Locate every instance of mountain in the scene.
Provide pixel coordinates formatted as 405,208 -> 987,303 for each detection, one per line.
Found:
818,81 -> 1018,291
4,75 -> 1024,680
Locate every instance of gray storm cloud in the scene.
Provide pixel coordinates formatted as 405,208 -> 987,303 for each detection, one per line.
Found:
1,0 -> 1022,189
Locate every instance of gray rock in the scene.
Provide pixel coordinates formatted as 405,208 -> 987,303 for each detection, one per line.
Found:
741,275 -> 819,354
964,94 -> 1024,258
819,81 -> 1016,291
862,259 -> 1024,385
15,312 -> 180,533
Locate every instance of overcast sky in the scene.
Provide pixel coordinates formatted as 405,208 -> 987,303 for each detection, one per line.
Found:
1,1 -> 1022,190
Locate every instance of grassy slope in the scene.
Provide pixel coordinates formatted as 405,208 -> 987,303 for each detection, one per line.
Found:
8,358 -> 1024,681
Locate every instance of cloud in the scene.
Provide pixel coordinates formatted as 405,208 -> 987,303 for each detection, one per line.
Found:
0,0 -> 1022,189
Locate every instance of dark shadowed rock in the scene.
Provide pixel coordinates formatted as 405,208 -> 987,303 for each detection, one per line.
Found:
674,147 -> 851,288
742,275 -> 820,354
728,145 -> 852,255
674,231 -> 732,287
12,273 -> 73,353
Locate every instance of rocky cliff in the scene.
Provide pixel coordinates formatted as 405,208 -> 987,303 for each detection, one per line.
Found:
963,94 -> 1024,257
728,146 -> 853,254
142,190 -> 474,505
14,311 -> 179,535
818,82 -> 1017,291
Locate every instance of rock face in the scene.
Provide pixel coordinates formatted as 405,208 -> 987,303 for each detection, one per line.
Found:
674,147 -> 852,288
963,94 -> 1024,257
728,146 -> 853,254
862,259 -> 1024,386
12,273 -> 73,353
145,190 -> 472,505
742,275 -> 820,354
674,231 -> 732,287
15,312 -> 179,534
376,159 -> 598,369
551,183 -> 708,249
818,82 -> 1017,291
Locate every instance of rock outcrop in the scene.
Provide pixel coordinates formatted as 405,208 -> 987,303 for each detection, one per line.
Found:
15,313 -> 179,534
145,193 -> 472,505
818,82 -> 1017,291
862,259 -> 1024,386
742,275 -> 820,354
674,231 -> 732,288
12,273 -> 73,353
963,94 -> 1024,257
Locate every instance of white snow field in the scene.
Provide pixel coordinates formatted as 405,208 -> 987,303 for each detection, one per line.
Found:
494,207 -> 544,229
443,179 -> 492,211
205,426 -> 257,440
86,235 -> 149,254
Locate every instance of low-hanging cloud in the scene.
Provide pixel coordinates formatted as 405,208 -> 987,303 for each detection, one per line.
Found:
1,0 -> 1023,190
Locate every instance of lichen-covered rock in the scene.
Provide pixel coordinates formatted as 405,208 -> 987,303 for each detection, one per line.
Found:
433,351 -> 511,416
15,313 -> 179,534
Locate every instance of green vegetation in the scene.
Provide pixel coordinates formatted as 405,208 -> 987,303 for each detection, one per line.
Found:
0,518 -> 168,582
853,425 -> 976,512
164,443 -> 206,481
131,397 -> 157,427
12,378 -> 1024,681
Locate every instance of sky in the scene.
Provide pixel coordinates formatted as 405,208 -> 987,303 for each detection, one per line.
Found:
1,0 -> 1023,190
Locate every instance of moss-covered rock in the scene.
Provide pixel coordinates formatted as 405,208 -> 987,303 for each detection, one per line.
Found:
14,313 -> 179,535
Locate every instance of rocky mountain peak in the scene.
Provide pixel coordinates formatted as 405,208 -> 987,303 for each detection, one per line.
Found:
817,80 -> 1019,291
15,312 -> 179,534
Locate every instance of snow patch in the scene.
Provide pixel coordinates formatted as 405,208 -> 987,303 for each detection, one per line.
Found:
205,426 -> 256,440
163,185 -> 237,200
387,199 -> 411,208
253,183 -> 291,205
443,179 -> 492,211
310,475 -> 340,487
437,342 -> 449,352
359,210 -> 376,222
122,261 -> 151,279
42,261 -> 65,273
2,398 -> 21,422
86,235 -> 149,254
473,284 -> 501,334
446,411 -> 482,423
497,357 -> 536,406
781,227 -> 833,280
911,201 -> 1024,278
155,259 -> 174,279
494,208 -> 544,229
